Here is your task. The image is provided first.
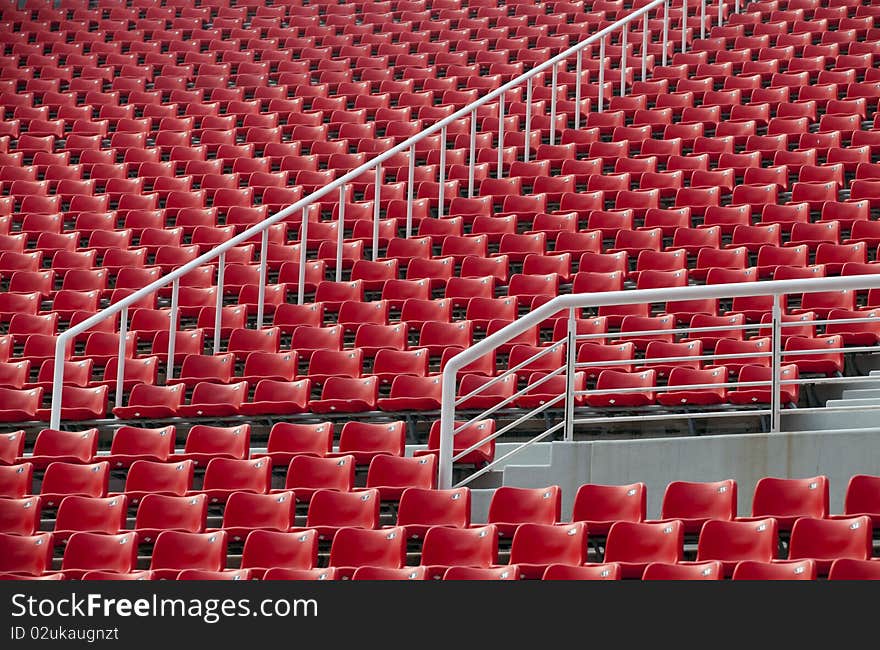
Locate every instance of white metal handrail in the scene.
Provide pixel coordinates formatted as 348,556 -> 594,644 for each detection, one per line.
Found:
438,274 -> 880,489
48,0 -> 685,429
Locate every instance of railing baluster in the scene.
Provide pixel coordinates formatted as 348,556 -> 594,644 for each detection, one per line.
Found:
256,228 -> 268,330
468,109 -> 477,198
372,162 -> 381,261
336,186 -> 345,282
574,49 -> 582,131
115,306 -> 128,411
213,252 -> 224,355
497,91 -> 505,179
682,0 -> 688,55
549,64 -> 557,146
438,125 -> 447,218
406,144 -> 415,237
642,21 -> 648,82
771,294 -> 783,433
620,22 -> 628,98
524,77 -> 533,162
297,209 -> 308,305
564,307 -> 577,442
663,0 -> 670,66
598,37 -> 606,113
701,0 -> 707,40
166,278 -> 179,382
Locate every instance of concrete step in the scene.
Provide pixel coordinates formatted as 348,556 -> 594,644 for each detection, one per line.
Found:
840,389 -> 880,400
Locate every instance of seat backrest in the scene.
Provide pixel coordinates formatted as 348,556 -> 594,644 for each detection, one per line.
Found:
488,485 -> 561,525
660,480 -> 737,521
420,524 -> 498,568
751,475 -> 829,518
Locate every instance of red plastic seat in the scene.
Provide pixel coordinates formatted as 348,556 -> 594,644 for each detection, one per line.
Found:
252,422 -> 333,469
787,516 -> 872,576
240,529 -> 318,580
118,460 -> 194,505
0,532 -> 54,577
60,531 -> 139,580
728,364 -> 800,406
171,424 -> 251,467
328,525 -> 407,579
150,530 -> 228,581
732,559 -> 817,580
586,370 -> 656,407
642,560 -> 723,580
0,496 -> 41,536
298,488 -> 381,542
280,454 -> 355,503
508,522 -> 588,580
657,367 -> 730,407
39,461 -> 109,508
651,480 -> 737,535
602,520 -> 685,579
362,454 -> 436,502
418,523 -> 498,580
133,493 -> 207,545
194,457 -> 271,505
391,486 -> 470,541
782,335 -> 844,376
737,475 -> 829,533
827,558 -> 880,581
484,485 -> 562,538
25,428 -> 98,470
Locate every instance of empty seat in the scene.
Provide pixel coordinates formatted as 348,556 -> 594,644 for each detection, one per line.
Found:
253,422 -> 334,468
280,454 -> 355,503
602,520 -> 685,579
731,559 -> 817,580
0,496 -> 40,536
484,485 -> 561,538
570,482 -> 647,536
508,522 -> 588,579
240,529 -> 318,580
787,516 -> 872,576
420,524 -> 498,580
328,525 -> 407,580
194,457 -> 271,504
134,493 -> 207,544
39,461 -> 109,508
651,480 -> 737,534
642,561 -> 723,580
395,487 -> 471,541
737,475 -> 829,533
150,530 -> 228,581
0,532 -> 54,578
297,488 -> 381,542
60,531 -> 139,580
52,494 -> 127,542
542,562 -> 622,580
212,491 -> 295,543
696,518 -> 779,578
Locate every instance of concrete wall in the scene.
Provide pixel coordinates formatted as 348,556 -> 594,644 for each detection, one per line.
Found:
469,429 -> 880,522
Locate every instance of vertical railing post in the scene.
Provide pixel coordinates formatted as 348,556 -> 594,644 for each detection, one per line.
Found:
372,163 -> 381,261
771,293 -> 783,434
468,109 -> 477,198
682,0 -> 688,55
406,144 -> 415,236
549,64 -> 557,146
598,37 -> 606,113
166,277 -> 179,382
115,306 -> 128,411
256,228 -> 268,329
439,364 -> 458,490
662,0 -> 670,66
213,252 -> 224,354
497,91 -> 505,179
335,186 -> 345,282
574,49 -> 582,130
49,336 -> 67,430
641,20 -> 648,82
297,209 -> 308,305
718,0 -> 723,27
701,0 -> 706,40
620,22 -> 628,98
438,125 -> 447,218
524,78 -> 533,162
564,307 -> 577,442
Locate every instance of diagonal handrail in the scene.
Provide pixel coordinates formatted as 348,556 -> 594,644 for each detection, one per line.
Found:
48,0 -> 675,429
